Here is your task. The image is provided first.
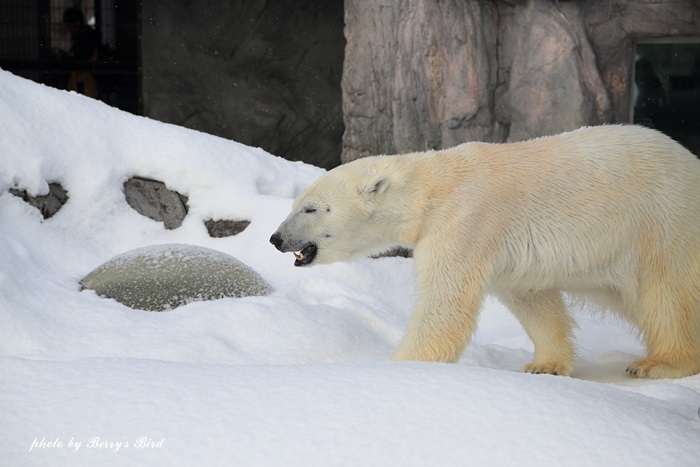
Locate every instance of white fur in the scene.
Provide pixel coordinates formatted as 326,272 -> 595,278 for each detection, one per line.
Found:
272,125 -> 700,378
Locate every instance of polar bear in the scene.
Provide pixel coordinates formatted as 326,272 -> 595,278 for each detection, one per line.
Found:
270,125 -> 700,379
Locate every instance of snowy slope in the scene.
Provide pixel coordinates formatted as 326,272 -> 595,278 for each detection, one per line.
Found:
1,70 -> 699,466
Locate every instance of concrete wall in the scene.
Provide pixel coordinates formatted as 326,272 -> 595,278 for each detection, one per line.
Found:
142,0 -> 345,169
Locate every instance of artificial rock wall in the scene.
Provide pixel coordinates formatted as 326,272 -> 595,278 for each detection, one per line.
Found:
142,0 -> 345,169
141,0 -> 699,167
342,0 -> 700,162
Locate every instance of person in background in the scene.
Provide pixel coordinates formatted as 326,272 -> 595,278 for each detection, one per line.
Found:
633,58 -> 667,129
52,7 -> 100,98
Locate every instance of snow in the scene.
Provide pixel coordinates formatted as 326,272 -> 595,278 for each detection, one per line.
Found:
1,69 -> 699,466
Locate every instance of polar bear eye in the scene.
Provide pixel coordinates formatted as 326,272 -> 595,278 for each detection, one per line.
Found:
304,207 -> 317,214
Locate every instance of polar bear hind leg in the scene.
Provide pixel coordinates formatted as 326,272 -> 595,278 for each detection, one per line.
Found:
626,272 -> 700,379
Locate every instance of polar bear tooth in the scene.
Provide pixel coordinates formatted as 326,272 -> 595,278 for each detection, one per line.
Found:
293,251 -> 304,260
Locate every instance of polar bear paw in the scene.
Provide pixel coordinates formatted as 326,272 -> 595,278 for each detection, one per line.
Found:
626,358 -> 699,379
523,362 -> 572,377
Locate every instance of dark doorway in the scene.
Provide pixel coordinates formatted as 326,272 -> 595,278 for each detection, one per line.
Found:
0,0 -> 141,114
633,40 -> 700,156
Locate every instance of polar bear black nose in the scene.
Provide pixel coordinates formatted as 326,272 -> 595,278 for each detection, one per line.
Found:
270,232 -> 283,251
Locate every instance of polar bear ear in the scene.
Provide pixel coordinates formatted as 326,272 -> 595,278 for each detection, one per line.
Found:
360,173 -> 390,199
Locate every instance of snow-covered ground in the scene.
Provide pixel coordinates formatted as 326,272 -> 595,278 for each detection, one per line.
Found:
1,69 -> 699,466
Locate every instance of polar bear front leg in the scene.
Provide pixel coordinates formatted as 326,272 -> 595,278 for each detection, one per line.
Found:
392,252 -> 487,363
392,286 -> 485,363
495,290 -> 575,376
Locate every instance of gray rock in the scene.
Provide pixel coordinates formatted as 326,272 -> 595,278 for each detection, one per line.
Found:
123,177 -> 188,229
80,244 -> 271,311
9,182 -> 68,219
204,219 -> 250,238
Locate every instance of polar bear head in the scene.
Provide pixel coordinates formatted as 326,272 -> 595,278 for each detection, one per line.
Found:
270,157 -> 408,267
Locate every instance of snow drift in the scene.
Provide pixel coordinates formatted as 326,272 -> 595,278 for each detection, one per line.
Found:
1,70 -> 699,466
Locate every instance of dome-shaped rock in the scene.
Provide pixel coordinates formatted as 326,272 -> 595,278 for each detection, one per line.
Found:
80,244 -> 271,311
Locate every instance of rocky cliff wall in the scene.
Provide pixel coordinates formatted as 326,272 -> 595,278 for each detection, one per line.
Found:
342,0 -> 700,162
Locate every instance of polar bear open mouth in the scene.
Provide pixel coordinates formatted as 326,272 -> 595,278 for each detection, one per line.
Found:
293,243 -> 317,267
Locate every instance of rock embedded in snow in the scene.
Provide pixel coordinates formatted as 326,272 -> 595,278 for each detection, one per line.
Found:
9,182 -> 68,219
80,244 -> 271,311
123,177 -> 189,229
204,219 -> 251,238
